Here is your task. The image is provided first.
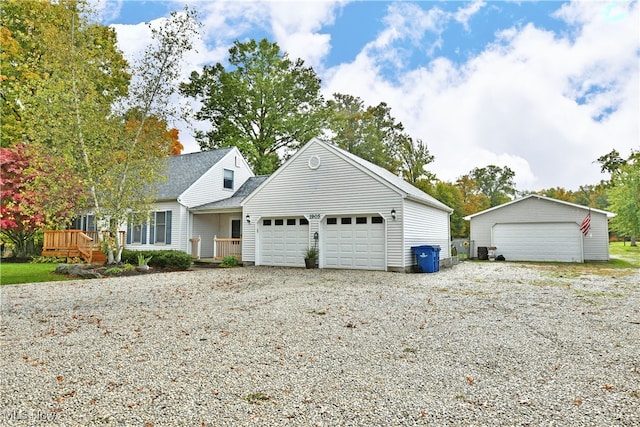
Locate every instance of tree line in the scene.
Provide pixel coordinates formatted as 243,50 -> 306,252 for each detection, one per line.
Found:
1,0 -> 638,259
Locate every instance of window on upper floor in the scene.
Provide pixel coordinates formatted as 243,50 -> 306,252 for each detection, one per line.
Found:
224,169 -> 234,189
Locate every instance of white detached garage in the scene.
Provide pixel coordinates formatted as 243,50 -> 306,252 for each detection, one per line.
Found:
242,138 -> 453,272
464,195 -> 615,262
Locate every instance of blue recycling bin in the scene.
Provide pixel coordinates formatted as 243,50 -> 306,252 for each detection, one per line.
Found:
412,245 -> 441,273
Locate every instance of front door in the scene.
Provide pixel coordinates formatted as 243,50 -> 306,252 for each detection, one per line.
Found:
231,219 -> 241,239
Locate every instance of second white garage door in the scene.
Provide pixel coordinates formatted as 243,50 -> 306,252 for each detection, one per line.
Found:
260,218 -> 309,267
323,215 -> 385,270
493,222 -> 583,262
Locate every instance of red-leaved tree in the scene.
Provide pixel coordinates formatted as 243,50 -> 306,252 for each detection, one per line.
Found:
0,143 -> 84,257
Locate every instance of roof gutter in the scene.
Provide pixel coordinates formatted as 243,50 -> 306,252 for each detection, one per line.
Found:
405,194 -> 454,213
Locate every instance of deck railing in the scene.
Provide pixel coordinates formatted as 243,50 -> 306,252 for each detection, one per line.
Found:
213,236 -> 242,259
42,230 -> 125,263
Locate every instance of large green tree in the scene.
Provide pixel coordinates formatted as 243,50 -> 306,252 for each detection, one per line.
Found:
1,0 -> 130,148
180,38 -> 325,174
325,93 -> 410,174
602,151 -> 640,246
399,137 -> 435,184
469,165 -> 516,207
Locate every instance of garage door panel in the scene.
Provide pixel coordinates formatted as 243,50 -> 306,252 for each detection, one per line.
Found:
260,218 -> 309,267
323,215 -> 385,270
493,223 -> 582,262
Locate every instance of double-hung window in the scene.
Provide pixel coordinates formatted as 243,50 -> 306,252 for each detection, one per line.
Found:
126,215 -> 147,245
224,169 -> 234,190
150,210 -> 172,244
155,212 -> 166,243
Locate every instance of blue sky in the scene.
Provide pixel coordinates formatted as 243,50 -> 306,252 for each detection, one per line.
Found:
98,1 -> 639,191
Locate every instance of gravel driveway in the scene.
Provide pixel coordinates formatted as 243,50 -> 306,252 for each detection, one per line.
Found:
1,262 -> 639,426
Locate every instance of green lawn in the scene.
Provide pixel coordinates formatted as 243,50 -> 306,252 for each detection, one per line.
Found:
609,241 -> 640,268
0,262 -> 69,285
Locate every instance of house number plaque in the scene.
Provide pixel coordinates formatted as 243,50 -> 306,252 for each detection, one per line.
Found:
309,213 -> 322,220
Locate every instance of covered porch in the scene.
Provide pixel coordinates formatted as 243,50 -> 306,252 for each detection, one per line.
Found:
189,210 -> 244,260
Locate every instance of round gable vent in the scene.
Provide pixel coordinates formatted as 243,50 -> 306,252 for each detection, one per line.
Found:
308,155 -> 321,170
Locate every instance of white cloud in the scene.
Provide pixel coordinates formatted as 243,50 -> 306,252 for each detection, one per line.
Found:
322,0 -> 639,191
454,0 -> 486,31
91,0 -> 123,23
266,1 -> 344,69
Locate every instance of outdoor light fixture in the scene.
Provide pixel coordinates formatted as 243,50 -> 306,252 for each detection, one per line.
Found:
246,214 -> 250,223
391,208 -> 396,220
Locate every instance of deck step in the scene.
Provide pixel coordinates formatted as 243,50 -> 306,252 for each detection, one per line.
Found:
90,251 -> 106,264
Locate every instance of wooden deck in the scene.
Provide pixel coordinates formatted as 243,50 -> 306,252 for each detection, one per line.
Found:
42,230 -> 124,264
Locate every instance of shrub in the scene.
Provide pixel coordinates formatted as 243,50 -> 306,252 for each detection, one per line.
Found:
220,255 -> 238,267
104,266 -> 123,276
121,249 -> 192,270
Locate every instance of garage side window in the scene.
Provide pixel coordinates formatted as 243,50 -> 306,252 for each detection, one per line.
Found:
371,216 -> 383,224
356,217 -> 367,224
341,217 -> 352,224
327,218 -> 337,225
263,219 -> 272,226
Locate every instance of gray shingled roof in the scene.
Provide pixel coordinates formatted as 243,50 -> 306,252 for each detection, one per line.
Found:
155,148 -> 234,200
463,194 -> 616,220
190,175 -> 269,211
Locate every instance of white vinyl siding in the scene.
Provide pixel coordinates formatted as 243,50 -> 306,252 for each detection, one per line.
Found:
403,199 -> 451,265
243,142 -> 402,267
581,213 -> 610,261
179,148 -> 253,208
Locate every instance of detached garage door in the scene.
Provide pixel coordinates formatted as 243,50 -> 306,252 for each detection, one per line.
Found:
323,215 -> 385,270
260,218 -> 309,267
493,223 -> 583,262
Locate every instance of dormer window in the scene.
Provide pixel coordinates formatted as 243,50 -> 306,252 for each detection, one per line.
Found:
223,169 -> 234,189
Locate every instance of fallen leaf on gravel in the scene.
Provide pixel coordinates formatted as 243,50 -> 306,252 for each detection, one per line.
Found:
466,376 -> 475,385
603,384 -> 614,391
573,398 -> 582,405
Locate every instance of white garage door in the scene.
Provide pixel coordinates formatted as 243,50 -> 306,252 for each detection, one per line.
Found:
260,218 -> 309,267
493,223 -> 583,262
323,215 -> 385,270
